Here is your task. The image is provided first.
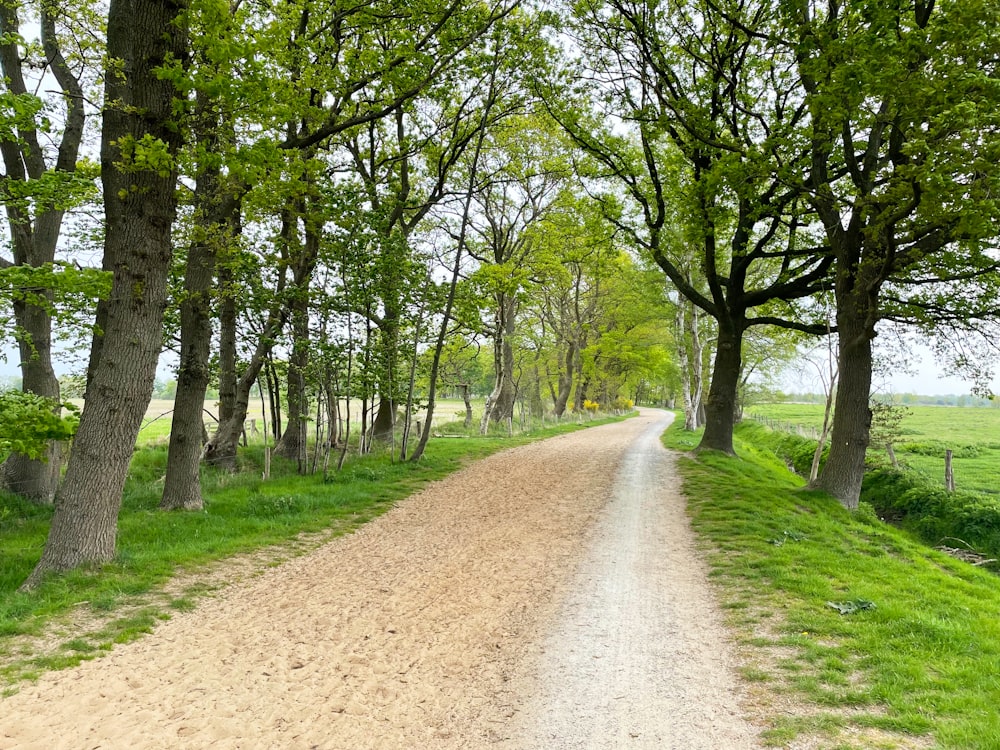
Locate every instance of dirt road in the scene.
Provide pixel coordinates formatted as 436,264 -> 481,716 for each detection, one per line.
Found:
1,409 -> 759,749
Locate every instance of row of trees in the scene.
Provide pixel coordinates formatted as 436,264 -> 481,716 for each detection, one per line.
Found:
0,0 -> 681,587
1,0 -> 998,587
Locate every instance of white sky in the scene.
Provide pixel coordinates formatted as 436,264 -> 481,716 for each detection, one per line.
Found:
782,344 -> 999,397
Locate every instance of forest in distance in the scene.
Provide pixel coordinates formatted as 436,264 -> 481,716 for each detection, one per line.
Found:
1,0 -> 1000,591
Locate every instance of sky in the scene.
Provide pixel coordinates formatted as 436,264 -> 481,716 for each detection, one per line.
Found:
781,344 -> 999,397
3,339 -> 996,397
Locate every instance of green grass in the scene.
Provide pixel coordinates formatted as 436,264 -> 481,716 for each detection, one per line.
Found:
751,402 -> 1000,496
0,411 -> 631,687
666,418 -> 1000,749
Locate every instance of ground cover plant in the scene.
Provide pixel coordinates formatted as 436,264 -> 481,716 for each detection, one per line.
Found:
0,410 -> 630,690
666,419 -> 1000,749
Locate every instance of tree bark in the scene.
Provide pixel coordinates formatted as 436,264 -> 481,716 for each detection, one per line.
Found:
160,223 -> 215,508
160,142 -> 239,509
481,295 -> 517,431
216,263 -> 238,433
460,384 -> 473,428
24,0 -> 186,587
0,299 -> 62,502
205,200 -> 317,468
275,206 -> 320,460
696,318 -> 744,455
370,303 -> 400,442
813,284 -> 876,509
205,335 -> 279,470
552,340 -> 576,418
274,287 -> 310,461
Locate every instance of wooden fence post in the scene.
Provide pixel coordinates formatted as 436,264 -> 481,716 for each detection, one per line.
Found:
945,449 -> 955,492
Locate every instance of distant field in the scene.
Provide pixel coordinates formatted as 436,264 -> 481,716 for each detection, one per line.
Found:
123,398 -> 480,447
749,402 -> 1000,495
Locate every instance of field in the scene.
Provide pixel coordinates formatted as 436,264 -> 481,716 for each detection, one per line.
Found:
126,397 -> 549,448
748,402 -> 1000,495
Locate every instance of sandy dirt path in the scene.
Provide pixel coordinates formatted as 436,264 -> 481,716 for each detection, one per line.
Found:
1,409 -> 759,749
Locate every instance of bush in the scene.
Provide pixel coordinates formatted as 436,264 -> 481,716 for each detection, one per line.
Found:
862,469 -> 1000,559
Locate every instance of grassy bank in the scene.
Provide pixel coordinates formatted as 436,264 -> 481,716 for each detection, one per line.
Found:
0,412 -> 629,690
666,420 -> 1000,749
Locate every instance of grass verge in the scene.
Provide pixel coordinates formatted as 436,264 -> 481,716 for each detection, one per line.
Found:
0,413 -> 630,690
665,420 -> 1000,750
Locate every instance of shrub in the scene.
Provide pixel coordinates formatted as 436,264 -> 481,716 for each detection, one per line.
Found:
862,469 -> 1000,560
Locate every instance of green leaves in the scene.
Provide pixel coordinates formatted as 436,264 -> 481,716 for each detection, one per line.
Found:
112,133 -> 177,179
826,599 -> 877,616
0,262 -> 111,342
0,391 -> 79,460
0,262 -> 111,310
0,90 -> 45,140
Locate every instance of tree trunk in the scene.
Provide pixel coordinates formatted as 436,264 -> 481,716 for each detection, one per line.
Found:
274,295 -> 310,461
552,341 -> 576,417
689,303 -> 705,428
161,99 -> 240,509
813,303 -> 875,509
696,318 -> 744,455
206,200 -> 317,467
23,0 -> 185,587
528,364 -> 545,417
1,299 -> 62,503
217,264 -> 238,431
160,228 -> 215,508
460,384 -> 473,428
206,354 -> 269,470
480,297 -> 517,431
675,302 -> 698,431
274,209 -> 320,458
371,305 -> 400,442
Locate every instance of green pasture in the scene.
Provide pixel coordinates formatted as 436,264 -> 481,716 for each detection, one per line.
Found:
129,398 -> 496,448
750,402 -> 1000,495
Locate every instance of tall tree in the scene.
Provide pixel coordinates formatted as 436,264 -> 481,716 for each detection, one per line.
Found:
0,0 -> 94,502
467,114 -> 571,429
161,0 -> 243,506
785,0 -> 1000,507
24,0 -> 187,586
549,0 -> 833,453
